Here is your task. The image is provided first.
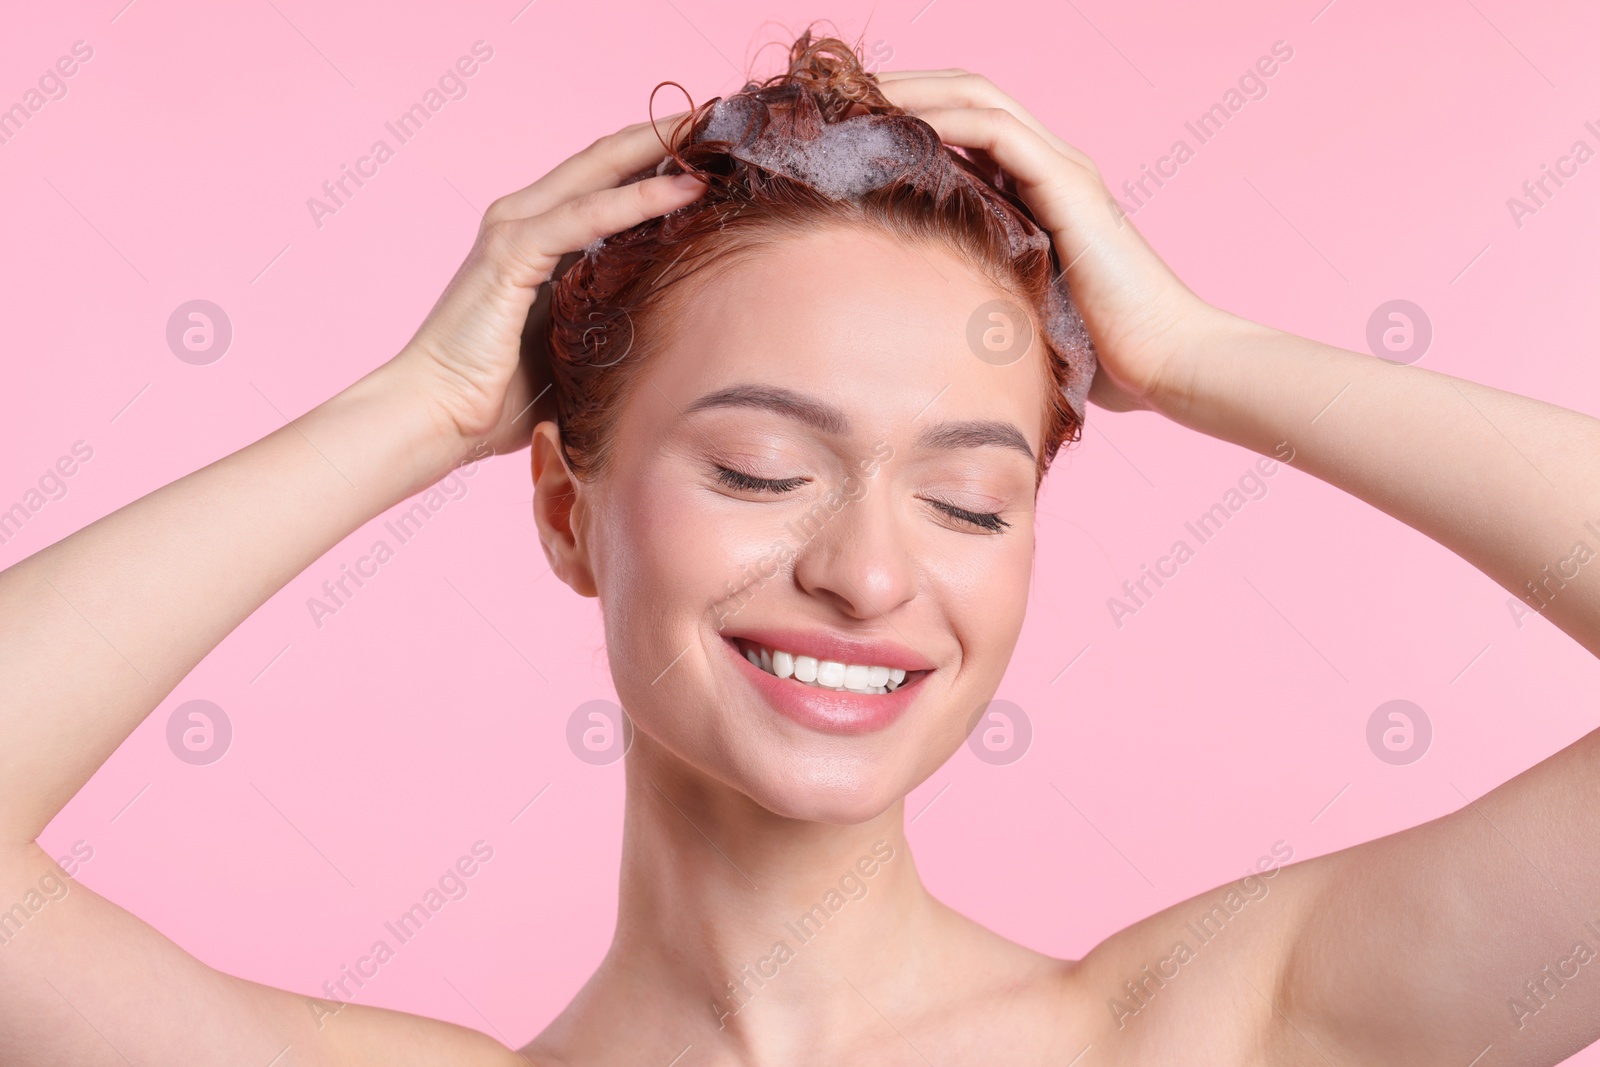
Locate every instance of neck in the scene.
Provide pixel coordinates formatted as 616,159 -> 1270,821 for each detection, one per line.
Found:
553,735 -> 941,1062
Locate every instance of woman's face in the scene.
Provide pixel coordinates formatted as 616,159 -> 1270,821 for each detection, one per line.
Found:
568,225 -> 1048,824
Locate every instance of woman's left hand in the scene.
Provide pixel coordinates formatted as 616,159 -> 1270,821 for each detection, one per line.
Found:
875,70 -> 1226,414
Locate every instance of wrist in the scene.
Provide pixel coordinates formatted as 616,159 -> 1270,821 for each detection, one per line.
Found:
320,356 -> 482,502
1144,307 -> 1277,427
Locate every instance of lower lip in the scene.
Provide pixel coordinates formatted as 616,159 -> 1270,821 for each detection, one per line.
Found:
723,638 -> 923,736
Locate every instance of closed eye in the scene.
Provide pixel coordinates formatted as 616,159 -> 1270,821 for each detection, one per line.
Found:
715,465 -> 808,493
923,497 -> 1010,532
715,465 -> 1006,529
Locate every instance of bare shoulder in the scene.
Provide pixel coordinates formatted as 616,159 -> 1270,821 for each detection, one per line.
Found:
1058,842 -> 1342,1065
903,879 -> 1307,1066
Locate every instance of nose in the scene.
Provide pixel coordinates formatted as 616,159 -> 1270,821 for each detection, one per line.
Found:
789,471 -> 918,620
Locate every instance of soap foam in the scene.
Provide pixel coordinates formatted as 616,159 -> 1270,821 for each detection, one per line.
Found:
699,94 -> 758,145
732,117 -> 922,200
1042,281 -> 1095,420
674,87 -> 1097,419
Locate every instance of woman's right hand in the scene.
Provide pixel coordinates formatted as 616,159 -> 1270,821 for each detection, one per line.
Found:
391,112 -> 708,459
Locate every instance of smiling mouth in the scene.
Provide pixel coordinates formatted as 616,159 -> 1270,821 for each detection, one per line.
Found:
731,638 -> 924,695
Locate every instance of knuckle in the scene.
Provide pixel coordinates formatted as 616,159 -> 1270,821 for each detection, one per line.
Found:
956,71 -> 997,95
480,219 -> 514,258
483,194 -> 517,224
627,179 -> 658,215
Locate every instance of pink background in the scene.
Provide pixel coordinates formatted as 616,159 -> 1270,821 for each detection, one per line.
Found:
5,0 -> 1599,1053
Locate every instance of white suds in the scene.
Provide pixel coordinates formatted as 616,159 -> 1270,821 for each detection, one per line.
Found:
700,96 -> 758,145
727,116 -> 922,200
688,93 -> 1099,420
1043,281 -> 1097,419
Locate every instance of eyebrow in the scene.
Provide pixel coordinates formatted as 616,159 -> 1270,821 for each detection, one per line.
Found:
682,383 -> 1036,463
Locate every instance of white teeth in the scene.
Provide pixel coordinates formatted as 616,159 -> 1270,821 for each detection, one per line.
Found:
741,642 -> 917,695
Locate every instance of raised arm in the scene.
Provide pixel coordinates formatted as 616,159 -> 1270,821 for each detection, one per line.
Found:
0,360 -> 462,847
1160,313 -> 1600,1066
1158,315 -> 1600,656
875,68 -> 1600,1067
0,119 -> 706,1064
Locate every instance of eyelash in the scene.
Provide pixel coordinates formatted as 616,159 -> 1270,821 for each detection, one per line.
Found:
714,465 -> 807,493
713,466 -> 1010,532
923,497 -> 1011,532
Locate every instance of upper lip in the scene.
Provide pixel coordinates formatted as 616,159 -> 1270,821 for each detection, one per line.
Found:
724,627 -> 938,672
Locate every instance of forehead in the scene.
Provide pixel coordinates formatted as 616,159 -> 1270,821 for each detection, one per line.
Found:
642,225 -> 1050,443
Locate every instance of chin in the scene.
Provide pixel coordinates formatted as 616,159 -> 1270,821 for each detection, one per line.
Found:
725,744 -> 930,826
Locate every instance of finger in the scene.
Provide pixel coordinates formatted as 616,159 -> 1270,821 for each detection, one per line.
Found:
911,107 -> 1077,185
489,110 -> 695,221
883,74 -> 1093,170
877,74 -> 1098,173
872,68 -> 968,81
485,172 -> 709,287
909,106 -> 1105,242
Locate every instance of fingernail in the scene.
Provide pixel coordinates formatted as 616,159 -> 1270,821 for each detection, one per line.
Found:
671,172 -> 707,189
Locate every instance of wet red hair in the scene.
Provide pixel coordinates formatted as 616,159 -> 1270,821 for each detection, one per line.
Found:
546,26 -> 1086,481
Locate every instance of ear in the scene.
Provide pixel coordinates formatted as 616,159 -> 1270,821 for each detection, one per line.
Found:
531,421 -> 598,598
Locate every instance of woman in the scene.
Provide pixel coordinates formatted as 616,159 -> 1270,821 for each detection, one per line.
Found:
3,29 -> 1598,1066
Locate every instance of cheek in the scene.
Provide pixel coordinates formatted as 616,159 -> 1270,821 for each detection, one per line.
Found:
589,472 -> 783,674
995,530 -> 1036,625
932,525 -> 1035,674
591,476 -> 718,642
